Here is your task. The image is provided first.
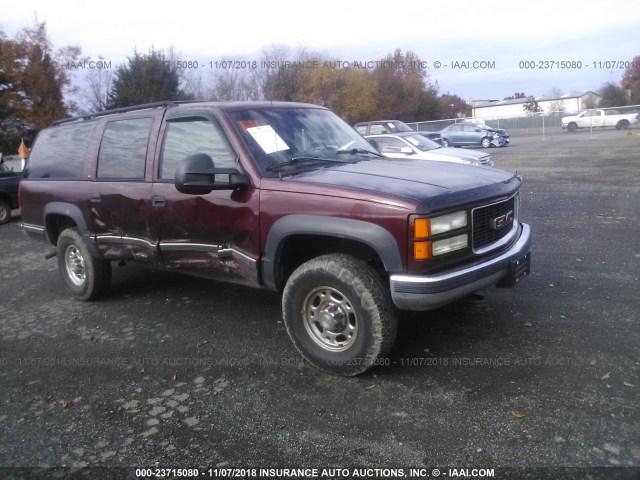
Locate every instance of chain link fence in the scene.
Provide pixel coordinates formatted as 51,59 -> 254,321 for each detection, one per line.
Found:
407,104 -> 640,132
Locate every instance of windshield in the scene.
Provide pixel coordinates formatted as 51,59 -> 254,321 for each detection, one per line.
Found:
227,107 -> 379,175
402,134 -> 442,152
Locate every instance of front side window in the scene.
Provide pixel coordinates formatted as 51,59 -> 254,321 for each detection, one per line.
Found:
376,137 -> 409,154
160,118 -> 236,180
97,117 -> 152,179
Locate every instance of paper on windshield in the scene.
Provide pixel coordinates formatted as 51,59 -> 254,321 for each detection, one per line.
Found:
247,125 -> 289,154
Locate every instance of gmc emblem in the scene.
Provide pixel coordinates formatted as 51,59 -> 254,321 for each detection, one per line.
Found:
490,210 -> 514,230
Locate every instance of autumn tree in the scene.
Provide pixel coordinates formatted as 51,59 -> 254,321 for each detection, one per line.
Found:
621,56 -> 640,104
297,63 -> 379,124
598,82 -> 628,108
438,93 -> 471,118
0,23 -> 81,154
107,49 -> 192,108
372,49 -> 439,122
522,96 -> 542,113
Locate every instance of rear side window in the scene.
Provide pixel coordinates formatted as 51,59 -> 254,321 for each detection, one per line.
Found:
26,122 -> 98,179
159,118 -> 236,180
97,117 -> 153,179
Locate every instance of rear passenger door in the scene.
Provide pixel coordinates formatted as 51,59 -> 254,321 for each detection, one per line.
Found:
150,112 -> 260,286
91,114 -> 161,263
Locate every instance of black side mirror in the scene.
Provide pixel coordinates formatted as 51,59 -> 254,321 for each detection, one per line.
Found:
175,153 -> 249,195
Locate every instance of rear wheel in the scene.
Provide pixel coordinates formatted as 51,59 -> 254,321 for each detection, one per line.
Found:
0,199 -> 10,225
282,254 -> 398,376
616,120 -> 630,130
57,228 -> 111,301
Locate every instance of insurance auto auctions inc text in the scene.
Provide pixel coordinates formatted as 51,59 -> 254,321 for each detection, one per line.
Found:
204,467 -> 495,478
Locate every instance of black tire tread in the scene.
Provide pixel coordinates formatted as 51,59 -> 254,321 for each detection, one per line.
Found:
282,253 -> 398,376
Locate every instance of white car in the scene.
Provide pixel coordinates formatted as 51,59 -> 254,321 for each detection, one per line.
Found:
366,132 -> 494,167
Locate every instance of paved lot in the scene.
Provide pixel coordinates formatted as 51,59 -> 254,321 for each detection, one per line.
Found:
0,127 -> 639,479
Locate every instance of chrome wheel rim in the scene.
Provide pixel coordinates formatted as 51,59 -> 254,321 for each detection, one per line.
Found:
303,286 -> 358,352
65,244 -> 86,287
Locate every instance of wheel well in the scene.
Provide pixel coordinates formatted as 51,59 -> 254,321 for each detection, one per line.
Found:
274,235 -> 384,291
45,214 -> 77,245
0,192 -> 11,206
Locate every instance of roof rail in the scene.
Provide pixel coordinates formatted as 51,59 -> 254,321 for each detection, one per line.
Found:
52,100 -> 201,126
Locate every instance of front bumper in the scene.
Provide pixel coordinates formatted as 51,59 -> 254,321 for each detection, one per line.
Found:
390,223 -> 531,311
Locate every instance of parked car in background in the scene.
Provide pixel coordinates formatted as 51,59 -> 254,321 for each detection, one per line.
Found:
366,133 -> 493,167
0,163 -> 21,224
355,120 -> 443,144
561,109 -> 639,132
439,122 -> 510,148
0,154 -> 24,174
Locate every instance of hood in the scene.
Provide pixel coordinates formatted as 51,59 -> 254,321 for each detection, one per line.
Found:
284,158 -> 520,214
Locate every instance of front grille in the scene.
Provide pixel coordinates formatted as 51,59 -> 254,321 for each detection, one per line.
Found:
472,195 -> 517,251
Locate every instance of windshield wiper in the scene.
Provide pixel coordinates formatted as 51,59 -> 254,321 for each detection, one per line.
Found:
266,156 -> 349,172
336,148 -> 383,157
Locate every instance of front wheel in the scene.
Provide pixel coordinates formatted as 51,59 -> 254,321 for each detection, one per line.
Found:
481,137 -> 492,148
282,254 -> 398,376
567,123 -> 577,132
57,228 -> 111,301
440,138 -> 450,147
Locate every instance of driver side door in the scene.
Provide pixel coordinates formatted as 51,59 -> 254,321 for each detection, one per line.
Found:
151,112 -> 260,286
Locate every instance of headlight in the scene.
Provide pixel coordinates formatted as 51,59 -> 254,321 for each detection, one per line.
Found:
412,211 -> 469,260
433,234 -> 468,256
431,211 -> 467,234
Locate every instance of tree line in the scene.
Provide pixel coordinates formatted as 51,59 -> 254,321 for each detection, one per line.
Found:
2,22 -> 640,154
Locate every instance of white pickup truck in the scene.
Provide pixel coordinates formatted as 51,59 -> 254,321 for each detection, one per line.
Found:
562,109 -> 639,132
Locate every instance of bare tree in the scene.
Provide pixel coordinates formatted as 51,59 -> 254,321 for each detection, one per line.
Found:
80,56 -> 113,112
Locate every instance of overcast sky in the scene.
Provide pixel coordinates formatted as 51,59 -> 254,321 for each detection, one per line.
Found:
2,0 -> 639,101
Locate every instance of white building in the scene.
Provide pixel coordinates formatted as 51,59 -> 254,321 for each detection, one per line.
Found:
471,92 -> 601,119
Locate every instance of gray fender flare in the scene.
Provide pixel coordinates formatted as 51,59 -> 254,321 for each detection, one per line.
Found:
43,202 -> 98,256
262,214 -> 402,290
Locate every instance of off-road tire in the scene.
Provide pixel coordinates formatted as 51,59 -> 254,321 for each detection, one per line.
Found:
282,254 -> 398,376
57,228 -> 111,301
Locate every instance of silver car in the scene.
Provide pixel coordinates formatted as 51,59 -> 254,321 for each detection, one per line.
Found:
366,132 -> 494,167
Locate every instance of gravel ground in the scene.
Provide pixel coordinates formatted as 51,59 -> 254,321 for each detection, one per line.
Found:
0,126 -> 638,480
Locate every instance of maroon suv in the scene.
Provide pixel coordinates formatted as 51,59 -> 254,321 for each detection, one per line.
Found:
20,101 -> 531,375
